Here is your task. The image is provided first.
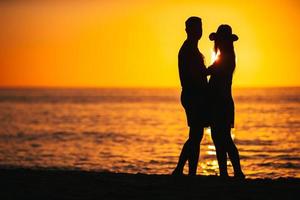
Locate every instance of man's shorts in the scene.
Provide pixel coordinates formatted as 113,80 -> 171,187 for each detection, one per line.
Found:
181,90 -> 209,127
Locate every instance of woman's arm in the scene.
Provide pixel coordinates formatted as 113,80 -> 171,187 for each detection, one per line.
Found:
206,63 -> 218,76
206,58 -> 234,76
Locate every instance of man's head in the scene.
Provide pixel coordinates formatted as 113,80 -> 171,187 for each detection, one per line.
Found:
185,17 -> 202,40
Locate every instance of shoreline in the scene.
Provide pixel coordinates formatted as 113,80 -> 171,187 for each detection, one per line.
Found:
1,168 -> 299,200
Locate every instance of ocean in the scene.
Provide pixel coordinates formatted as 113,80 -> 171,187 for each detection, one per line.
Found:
0,87 -> 299,178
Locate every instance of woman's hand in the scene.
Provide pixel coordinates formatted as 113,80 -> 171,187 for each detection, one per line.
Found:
206,64 -> 215,76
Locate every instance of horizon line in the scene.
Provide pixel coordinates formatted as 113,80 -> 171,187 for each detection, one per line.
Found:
0,85 -> 300,90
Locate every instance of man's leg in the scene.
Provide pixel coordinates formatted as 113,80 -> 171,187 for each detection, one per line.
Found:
172,137 -> 190,175
188,126 -> 204,176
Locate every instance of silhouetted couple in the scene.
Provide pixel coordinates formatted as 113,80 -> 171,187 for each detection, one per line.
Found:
172,17 -> 245,179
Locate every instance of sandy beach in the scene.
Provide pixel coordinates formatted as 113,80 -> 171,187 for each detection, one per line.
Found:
1,168 -> 299,200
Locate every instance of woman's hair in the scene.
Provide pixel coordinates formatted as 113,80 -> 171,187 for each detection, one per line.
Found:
214,39 -> 236,72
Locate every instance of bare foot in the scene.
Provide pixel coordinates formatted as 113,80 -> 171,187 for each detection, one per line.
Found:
171,167 -> 183,176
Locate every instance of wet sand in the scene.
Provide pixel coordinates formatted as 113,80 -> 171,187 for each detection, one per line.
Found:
1,168 -> 299,200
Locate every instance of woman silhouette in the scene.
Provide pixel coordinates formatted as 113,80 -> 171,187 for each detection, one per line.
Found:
207,25 -> 245,179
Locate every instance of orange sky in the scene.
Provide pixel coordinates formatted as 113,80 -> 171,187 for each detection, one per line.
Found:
0,0 -> 299,88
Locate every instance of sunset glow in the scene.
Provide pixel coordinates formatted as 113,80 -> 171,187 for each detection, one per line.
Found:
211,49 -> 220,64
0,0 -> 300,88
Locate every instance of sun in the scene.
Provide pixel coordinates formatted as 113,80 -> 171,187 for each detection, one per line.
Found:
211,49 -> 220,64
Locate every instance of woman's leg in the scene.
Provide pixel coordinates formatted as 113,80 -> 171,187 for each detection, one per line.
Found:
223,125 -> 244,178
211,125 -> 228,177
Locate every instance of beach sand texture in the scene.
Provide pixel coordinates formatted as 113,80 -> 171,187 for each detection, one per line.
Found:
1,168 -> 299,200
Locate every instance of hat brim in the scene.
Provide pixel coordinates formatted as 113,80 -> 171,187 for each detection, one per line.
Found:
209,32 -> 238,41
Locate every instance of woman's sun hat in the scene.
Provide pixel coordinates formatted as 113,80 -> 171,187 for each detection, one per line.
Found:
209,24 -> 238,41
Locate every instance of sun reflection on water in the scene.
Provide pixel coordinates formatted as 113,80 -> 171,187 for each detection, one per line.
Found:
206,145 -> 216,156
201,160 -> 219,176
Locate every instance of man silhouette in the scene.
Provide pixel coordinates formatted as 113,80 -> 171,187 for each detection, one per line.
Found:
172,17 -> 209,176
